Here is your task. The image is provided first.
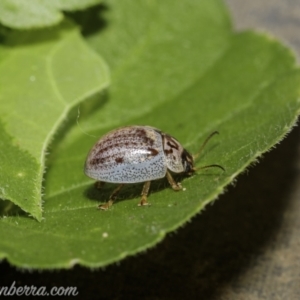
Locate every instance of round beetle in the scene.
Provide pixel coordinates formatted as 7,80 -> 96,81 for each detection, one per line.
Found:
84,125 -> 224,210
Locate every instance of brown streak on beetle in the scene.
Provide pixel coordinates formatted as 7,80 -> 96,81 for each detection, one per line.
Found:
115,157 -> 124,164
147,148 -> 159,157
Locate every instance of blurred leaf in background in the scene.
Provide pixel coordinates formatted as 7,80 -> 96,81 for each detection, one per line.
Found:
0,0 -> 103,29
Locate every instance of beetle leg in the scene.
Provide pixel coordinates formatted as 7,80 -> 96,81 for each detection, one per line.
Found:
95,181 -> 105,189
98,184 -> 124,210
166,171 -> 182,191
138,181 -> 151,206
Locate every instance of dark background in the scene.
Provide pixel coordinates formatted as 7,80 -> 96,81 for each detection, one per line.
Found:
2,1 -> 300,299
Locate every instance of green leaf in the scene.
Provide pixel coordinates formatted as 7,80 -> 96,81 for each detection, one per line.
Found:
0,0 -> 103,29
1,0 -> 300,269
0,21 -> 109,220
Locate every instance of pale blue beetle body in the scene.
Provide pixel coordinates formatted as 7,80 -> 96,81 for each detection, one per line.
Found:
85,126 -> 167,183
84,125 -> 193,209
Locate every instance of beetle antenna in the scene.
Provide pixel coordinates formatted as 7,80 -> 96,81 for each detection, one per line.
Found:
193,131 -> 219,161
193,164 -> 225,172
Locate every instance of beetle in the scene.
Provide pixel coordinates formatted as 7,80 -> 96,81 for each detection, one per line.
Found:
84,125 -> 224,210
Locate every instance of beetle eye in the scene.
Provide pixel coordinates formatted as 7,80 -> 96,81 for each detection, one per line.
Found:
184,161 -> 192,173
181,149 -> 194,174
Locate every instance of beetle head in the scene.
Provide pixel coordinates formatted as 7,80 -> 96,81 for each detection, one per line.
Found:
181,149 -> 195,175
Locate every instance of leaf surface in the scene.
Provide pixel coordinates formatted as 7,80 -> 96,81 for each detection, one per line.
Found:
0,0 -> 299,268
0,21 -> 109,220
